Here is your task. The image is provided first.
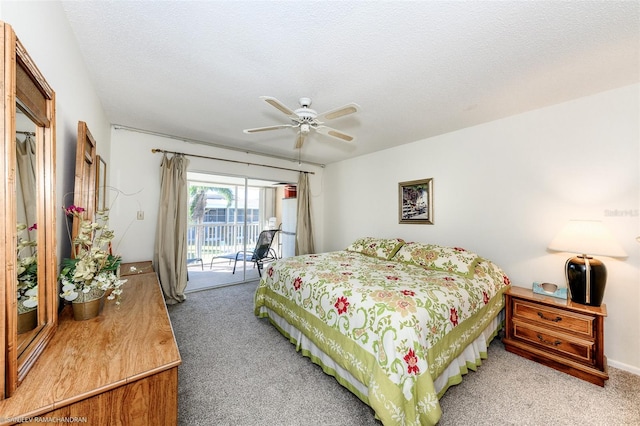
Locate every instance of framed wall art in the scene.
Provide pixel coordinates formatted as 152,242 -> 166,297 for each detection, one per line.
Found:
399,178 -> 433,224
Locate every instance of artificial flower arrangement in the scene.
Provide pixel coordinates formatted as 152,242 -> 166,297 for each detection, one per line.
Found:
17,222 -> 38,313
58,205 -> 127,305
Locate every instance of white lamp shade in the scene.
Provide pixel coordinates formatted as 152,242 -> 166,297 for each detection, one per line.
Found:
548,220 -> 627,258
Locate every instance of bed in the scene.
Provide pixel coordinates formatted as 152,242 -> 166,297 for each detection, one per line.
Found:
254,237 -> 511,425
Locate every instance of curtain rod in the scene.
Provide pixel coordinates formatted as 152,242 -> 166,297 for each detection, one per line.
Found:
151,148 -> 315,175
16,131 -> 35,136
114,124 -> 325,168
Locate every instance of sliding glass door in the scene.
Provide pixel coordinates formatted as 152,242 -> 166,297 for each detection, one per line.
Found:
184,172 -> 286,292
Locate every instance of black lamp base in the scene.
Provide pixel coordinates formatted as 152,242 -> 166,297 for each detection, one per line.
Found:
565,255 -> 607,306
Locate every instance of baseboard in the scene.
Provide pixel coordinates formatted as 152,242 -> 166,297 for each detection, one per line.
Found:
608,358 -> 640,376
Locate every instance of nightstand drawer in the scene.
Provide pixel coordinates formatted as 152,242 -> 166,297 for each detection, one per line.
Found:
512,319 -> 596,365
512,299 -> 594,338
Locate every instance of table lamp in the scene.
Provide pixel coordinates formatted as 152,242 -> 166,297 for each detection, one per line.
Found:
548,220 -> 627,306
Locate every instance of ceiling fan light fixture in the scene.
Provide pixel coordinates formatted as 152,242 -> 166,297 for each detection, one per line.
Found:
244,96 -> 359,148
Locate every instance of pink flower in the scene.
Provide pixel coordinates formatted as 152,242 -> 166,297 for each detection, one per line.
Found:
63,205 -> 85,216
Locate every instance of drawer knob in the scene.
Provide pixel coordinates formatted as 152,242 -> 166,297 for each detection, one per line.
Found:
537,312 -> 562,322
537,334 -> 562,346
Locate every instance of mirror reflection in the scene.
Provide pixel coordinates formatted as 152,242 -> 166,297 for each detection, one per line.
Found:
15,108 -> 38,342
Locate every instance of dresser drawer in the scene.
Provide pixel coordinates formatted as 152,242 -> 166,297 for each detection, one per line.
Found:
512,299 -> 594,338
512,319 -> 596,365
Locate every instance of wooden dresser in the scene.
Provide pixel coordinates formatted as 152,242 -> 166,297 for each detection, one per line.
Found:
0,263 -> 181,425
502,286 -> 608,386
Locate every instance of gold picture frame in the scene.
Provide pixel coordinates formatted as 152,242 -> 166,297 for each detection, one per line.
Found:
399,178 -> 433,224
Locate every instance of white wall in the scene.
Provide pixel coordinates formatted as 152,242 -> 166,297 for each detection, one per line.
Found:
108,128 -> 325,263
0,1 -> 111,258
322,84 -> 640,373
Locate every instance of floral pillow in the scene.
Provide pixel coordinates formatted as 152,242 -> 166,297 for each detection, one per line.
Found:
345,237 -> 405,260
392,242 -> 481,277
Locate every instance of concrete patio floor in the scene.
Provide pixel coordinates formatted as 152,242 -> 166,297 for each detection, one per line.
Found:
185,258 -> 267,293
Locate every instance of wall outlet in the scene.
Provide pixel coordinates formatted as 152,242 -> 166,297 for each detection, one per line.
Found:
137,211 -> 144,220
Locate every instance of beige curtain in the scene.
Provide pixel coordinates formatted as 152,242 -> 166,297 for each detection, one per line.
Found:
16,135 -> 37,242
154,153 -> 190,304
295,172 -> 315,255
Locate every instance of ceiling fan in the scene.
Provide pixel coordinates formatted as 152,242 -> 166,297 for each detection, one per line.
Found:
243,96 -> 359,149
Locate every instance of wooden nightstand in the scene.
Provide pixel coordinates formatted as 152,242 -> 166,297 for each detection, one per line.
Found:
502,286 -> 608,386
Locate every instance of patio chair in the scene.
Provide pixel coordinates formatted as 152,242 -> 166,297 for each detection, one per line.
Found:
186,257 -> 203,270
210,229 -> 279,277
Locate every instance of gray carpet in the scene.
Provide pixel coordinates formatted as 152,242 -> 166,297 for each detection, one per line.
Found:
167,282 -> 640,426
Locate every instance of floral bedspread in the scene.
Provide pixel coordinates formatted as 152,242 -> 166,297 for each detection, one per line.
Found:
254,245 -> 510,426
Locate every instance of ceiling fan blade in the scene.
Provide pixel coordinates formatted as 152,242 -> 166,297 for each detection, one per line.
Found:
295,132 -> 306,149
260,96 -> 297,118
315,125 -> 355,142
317,103 -> 360,121
243,124 -> 294,134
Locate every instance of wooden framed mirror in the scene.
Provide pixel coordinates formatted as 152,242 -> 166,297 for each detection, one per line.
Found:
71,121 -> 97,241
1,22 -> 57,399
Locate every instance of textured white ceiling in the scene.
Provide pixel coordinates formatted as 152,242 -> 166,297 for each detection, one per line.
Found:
60,1 -> 639,165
